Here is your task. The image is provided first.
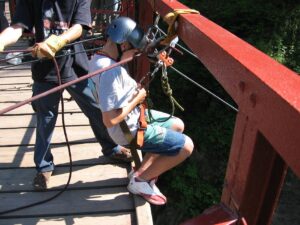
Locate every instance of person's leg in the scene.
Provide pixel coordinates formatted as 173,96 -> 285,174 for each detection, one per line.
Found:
66,79 -> 132,161
138,134 -> 193,180
128,153 -> 159,179
32,82 -> 61,190
147,109 -> 185,132
128,125 -> 194,205
32,82 -> 60,173
135,110 -> 186,176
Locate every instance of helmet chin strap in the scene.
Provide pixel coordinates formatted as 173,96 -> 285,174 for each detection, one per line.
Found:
116,44 -> 123,62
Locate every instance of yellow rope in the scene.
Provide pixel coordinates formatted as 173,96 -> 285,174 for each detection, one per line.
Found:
161,9 -> 200,45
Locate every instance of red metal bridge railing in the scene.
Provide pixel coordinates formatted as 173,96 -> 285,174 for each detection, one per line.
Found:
139,1 -> 300,225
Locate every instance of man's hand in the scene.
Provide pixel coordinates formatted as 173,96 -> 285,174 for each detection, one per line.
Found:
32,35 -> 68,59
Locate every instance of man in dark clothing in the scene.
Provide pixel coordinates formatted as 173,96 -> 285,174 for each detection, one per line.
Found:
0,0 -> 8,32
0,0 -> 132,191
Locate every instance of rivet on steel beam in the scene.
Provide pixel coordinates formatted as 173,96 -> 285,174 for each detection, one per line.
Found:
239,81 -> 245,92
249,93 -> 256,107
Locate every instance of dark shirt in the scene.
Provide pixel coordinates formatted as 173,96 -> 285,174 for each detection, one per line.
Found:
12,0 -> 91,83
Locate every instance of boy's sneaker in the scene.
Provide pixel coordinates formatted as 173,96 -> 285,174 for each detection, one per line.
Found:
127,176 -> 167,205
128,168 -> 158,183
33,171 -> 52,191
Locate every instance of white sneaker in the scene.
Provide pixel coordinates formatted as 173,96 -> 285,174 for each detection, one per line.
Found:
127,176 -> 167,205
128,167 -> 158,182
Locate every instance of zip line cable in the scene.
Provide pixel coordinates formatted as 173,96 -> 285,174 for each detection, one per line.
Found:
170,66 -> 238,112
157,27 -> 199,59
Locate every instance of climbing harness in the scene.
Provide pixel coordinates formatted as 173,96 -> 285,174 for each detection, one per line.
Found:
119,102 -> 147,168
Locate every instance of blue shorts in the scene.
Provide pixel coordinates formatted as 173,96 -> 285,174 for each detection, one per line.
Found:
141,110 -> 186,156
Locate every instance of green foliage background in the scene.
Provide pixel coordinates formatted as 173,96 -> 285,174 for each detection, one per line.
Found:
150,0 -> 300,224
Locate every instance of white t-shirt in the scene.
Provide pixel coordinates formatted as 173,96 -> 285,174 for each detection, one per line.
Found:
89,54 -> 140,145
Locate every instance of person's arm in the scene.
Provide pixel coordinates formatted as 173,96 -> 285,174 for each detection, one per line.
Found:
0,25 -> 23,51
102,87 -> 147,128
32,24 -> 83,59
58,23 -> 83,44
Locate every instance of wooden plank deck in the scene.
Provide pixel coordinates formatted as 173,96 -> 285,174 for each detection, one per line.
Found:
0,64 -> 153,224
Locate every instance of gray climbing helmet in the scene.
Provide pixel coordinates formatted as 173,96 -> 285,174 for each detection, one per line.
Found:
106,17 -> 146,49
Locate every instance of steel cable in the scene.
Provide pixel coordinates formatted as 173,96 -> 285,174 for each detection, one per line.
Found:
170,66 -> 238,112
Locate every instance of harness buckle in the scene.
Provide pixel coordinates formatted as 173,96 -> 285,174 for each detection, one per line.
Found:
138,121 -> 147,130
158,51 -> 174,67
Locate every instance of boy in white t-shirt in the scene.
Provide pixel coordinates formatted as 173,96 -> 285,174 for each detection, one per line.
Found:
89,17 -> 194,205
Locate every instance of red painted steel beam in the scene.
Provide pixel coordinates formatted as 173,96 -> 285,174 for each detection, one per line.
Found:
120,0 -> 135,18
179,204 -> 240,225
8,0 -> 16,19
146,0 -> 300,177
222,113 -> 287,225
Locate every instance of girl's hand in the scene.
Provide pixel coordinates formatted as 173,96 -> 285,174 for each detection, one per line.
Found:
136,87 -> 147,103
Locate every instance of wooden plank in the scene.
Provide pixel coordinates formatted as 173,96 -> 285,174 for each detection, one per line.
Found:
0,87 -> 31,92
0,187 -> 133,217
0,113 -> 91,128
0,143 -> 114,168
0,213 -> 135,225
0,72 -> 31,78
0,88 -> 82,115
0,75 -> 32,84
134,196 -> 154,225
0,89 -> 72,102
0,164 -> 129,192
0,90 -> 32,102
0,102 -> 35,114
0,100 -> 82,115
0,68 -> 31,77
0,126 -> 97,146
131,152 -> 153,225
0,83 -> 32,91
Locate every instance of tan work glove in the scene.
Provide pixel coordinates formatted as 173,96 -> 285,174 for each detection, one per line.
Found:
32,34 -> 68,59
